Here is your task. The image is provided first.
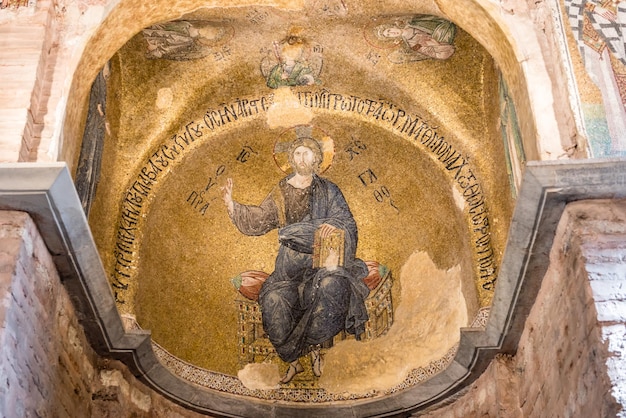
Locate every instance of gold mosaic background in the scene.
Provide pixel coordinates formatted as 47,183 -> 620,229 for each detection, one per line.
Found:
88,5 -> 514,395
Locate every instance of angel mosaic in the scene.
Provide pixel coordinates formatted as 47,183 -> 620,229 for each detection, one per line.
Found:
260,29 -> 323,88
142,20 -> 234,61
365,15 -> 457,64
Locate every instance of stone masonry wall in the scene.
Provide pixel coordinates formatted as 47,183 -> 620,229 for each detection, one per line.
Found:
0,210 -> 212,417
419,199 -> 626,417
0,0 -> 111,163
576,200 -> 626,413
512,199 -> 622,417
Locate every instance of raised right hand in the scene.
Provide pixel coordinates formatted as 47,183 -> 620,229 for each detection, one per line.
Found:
220,178 -> 234,215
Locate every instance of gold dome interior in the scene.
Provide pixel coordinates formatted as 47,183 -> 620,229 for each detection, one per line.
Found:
85,3 -> 515,400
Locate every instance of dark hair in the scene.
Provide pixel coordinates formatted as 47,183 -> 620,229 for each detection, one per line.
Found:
288,137 -> 323,172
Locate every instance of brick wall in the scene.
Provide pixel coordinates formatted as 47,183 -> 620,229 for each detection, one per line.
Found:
0,1 -> 54,162
576,200 -> 626,413
0,0 -> 107,163
0,211 -> 95,415
419,199 -> 626,417
0,211 -> 212,417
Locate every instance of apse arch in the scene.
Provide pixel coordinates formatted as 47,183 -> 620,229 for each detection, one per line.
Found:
57,0 -> 564,415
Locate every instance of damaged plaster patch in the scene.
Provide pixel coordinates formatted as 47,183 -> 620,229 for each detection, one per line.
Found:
318,251 -> 467,394
131,387 -> 151,412
156,88 -> 173,109
238,362 -> 281,390
266,87 -> 313,129
452,184 -> 466,211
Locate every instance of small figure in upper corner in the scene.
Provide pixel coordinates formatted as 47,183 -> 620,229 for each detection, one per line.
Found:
372,15 -> 457,63
142,20 -> 234,61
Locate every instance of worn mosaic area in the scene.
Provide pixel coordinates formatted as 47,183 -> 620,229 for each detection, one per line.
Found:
125,315 -> 463,401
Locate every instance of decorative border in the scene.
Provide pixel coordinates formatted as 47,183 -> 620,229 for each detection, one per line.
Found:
152,340 -> 458,403
470,306 -> 490,329
550,0 -> 589,150
122,312 -> 459,403
0,0 -> 35,8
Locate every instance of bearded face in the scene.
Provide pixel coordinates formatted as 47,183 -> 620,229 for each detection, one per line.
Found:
289,145 -> 320,175
294,161 -> 315,175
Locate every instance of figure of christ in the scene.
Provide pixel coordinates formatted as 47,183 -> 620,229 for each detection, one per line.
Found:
221,137 -> 370,384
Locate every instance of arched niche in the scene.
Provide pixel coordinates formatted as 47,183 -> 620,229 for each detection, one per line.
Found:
56,0 -> 563,415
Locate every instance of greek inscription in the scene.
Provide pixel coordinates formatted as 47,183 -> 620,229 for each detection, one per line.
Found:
186,121 -> 203,139
204,165 -> 226,191
112,95 -> 273,304
246,8 -> 269,24
296,92 -> 412,131
214,45 -> 232,62
204,111 -> 218,130
357,168 -> 378,186
357,169 -> 398,212
187,191 -> 212,215
373,185 -> 400,213
236,146 -> 258,163
113,291 -> 125,304
345,137 -> 367,160
114,90 -> 498,305
186,165 -> 226,216
217,104 -> 238,124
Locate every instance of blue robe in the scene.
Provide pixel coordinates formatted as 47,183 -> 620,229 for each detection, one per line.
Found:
231,174 -> 370,362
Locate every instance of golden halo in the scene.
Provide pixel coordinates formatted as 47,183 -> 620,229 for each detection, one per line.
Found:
273,125 -> 335,174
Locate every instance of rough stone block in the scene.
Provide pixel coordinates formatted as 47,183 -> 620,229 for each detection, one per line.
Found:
586,263 -> 626,281
595,300 -> 626,323
589,279 -> 626,302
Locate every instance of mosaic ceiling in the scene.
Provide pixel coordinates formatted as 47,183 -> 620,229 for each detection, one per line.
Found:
85,2 -> 516,410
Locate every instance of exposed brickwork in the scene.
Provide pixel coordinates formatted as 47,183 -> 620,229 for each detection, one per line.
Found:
0,0 -> 52,162
0,210 -> 93,416
513,200 -> 619,418
0,211 -> 213,417
21,0 -> 58,162
419,200 -> 626,417
575,200 -> 626,413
